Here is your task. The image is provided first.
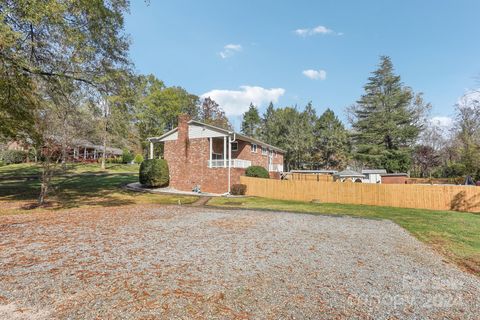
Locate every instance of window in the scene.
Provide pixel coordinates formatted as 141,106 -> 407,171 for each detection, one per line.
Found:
231,141 -> 238,151
262,147 -> 268,155
251,143 -> 257,153
212,153 -> 223,160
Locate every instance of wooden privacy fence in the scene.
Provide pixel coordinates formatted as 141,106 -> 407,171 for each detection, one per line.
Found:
240,176 -> 480,212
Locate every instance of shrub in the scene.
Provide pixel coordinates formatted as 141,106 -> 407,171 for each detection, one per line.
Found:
122,149 -> 134,164
230,184 -> 247,195
139,159 -> 169,187
0,160 -> 4,167
0,150 -> 27,164
134,154 -> 144,164
245,165 -> 269,179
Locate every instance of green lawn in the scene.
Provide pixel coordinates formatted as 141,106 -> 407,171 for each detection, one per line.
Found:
0,162 -> 140,178
208,196 -> 480,275
0,165 -> 198,215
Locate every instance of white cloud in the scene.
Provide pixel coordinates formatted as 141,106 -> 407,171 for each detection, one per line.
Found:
219,44 -> 242,59
294,25 -> 340,37
302,69 -> 327,80
429,116 -> 453,129
201,86 -> 286,116
294,28 -> 310,37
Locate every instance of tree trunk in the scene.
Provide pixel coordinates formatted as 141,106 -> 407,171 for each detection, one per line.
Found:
38,161 -> 51,205
101,134 -> 106,170
101,98 -> 108,170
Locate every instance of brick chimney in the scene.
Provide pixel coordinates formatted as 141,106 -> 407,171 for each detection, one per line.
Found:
177,114 -> 190,142
177,114 -> 191,158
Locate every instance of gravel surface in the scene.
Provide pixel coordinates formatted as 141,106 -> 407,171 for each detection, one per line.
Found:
0,204 -> 479,319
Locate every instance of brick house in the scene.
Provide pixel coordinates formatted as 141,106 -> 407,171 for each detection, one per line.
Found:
147,115 -> 285,194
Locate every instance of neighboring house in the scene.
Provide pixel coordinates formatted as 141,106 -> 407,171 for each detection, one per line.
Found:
5,138 -> 122,162
147,115 -> 285,194
69,139 -> 123,161
362,169 -> 387,183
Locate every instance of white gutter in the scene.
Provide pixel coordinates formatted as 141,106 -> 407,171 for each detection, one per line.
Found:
227,133 -> 236,194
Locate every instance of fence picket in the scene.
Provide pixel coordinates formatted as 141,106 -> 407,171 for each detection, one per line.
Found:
240,176 -> 480,212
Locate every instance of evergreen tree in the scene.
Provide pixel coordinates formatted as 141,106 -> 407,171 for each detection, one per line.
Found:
350,56 -> 429,172
298,102 -> 317,167
241,103 -> 261,137
260,102 -> 279,145
315,109 -> 350,169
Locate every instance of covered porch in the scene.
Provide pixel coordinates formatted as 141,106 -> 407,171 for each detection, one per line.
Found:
206,136 -> 251,169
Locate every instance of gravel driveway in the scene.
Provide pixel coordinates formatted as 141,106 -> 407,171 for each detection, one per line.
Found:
0,205 -> 479,319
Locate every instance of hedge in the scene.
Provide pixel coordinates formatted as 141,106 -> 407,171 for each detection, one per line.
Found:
245,165 -> 269,179
139,159 -> 169,187
0,150 -> 28,164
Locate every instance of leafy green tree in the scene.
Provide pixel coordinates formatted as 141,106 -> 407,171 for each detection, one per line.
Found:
454,95 -> 480,177
0,0 -> 132,203
198,97 -> 232,130
133,74 -> 199,149
260,104 -> 317,171
350,56 -> 430,172
241,103 -> 261,137
314,109 -> 350,169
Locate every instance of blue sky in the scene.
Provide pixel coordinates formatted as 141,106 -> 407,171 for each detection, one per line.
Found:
125,0 -> 480,129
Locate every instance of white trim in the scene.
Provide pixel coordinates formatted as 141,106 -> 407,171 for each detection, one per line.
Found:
208,159 -> 251,168
209,137 -> 213,168
223,136 -> 227,168
212,152 -> 223,160
228,136 -> 232,193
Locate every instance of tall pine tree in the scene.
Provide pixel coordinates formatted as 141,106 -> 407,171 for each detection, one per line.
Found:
315,109 -> 350,169
260,102 -> 279,144
350,56 -> 429,172
241,103 -> 261,137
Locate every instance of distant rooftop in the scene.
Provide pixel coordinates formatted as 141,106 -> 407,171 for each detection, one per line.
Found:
362,169 -> 387,174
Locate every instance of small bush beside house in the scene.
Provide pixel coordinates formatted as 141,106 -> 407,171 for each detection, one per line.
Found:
139,159 -> 169,187
230,184 -> 247,195
245,166 -> 269,179
134,154 -> 144,164
122,149 -> 134,164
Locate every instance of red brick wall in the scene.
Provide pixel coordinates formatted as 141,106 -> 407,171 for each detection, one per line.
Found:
164,137 -> 247,193
231,140 -> 284,168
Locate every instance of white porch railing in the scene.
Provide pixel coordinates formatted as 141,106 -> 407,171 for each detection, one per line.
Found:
208,159 -> 252,168
269,164 -> 284,172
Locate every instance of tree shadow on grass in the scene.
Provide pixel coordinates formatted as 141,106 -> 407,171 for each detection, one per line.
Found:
0,174 -> 140,210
